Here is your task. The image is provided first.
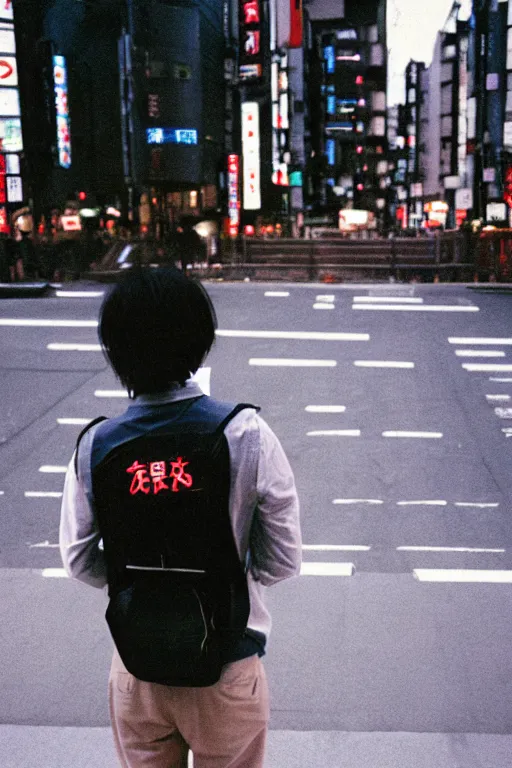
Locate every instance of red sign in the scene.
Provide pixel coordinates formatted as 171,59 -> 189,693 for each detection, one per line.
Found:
289,0 -> 303,48
504,166 -> 512,208
227,153 -> 240,235
0,58 -> 13,79
0,205 -> 8,233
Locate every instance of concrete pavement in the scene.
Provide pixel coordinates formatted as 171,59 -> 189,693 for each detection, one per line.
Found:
1,727 -> 512,768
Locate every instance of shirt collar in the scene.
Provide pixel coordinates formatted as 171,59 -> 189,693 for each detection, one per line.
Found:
130,380 -> 205,407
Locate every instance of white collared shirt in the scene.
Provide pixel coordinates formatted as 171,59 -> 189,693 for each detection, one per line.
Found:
59,381 -> 302,641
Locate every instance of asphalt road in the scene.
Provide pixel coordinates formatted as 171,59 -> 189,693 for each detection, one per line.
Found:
1,280 -> 512,766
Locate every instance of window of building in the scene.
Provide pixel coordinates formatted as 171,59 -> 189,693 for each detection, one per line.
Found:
507,28 -> 512,71
370,116 -> 386,137
371,91 -> 386,111
441,115 -> 452,138
368,25 -> 378,43
408,88 -> 416,104
441,85 -> 452,114
443,45 -> 456,59
441,62 -> 453,83
370,44 -> 384,66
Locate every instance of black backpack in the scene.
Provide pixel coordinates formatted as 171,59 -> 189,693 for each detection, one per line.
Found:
78,400 -> 254,687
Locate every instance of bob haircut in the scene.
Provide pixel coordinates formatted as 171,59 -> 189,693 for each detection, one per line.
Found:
98,267 -> 216,396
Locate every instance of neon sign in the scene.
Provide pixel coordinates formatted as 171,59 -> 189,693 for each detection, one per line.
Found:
239,0 -> 263,80
146,127 -> 198,145
53,55 -> 71,169
242,102 -> 261,209
227,154 -> 240,236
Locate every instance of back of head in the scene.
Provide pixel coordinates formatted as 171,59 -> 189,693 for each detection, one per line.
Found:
99,267 -> 216,396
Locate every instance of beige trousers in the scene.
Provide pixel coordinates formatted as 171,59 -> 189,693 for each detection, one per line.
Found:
108,650 -> 270,768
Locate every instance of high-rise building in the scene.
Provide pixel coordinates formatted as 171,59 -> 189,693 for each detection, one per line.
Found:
305,0 -> 388,227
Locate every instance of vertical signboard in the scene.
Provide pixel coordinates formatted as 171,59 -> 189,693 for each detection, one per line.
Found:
239,1 -> 263,80
53,55 -> 71,168
0,0 -> 21,229
242,102 -> 261,210
227,153 -> 240,235
289,0 -> 303,48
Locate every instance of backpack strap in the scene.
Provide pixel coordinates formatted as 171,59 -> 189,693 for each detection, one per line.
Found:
74,416 -> 108,477
214,403 -> 260,436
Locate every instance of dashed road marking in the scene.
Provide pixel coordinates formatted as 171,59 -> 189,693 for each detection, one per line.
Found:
463,364 -> 512,372
250,358 -> 337,367
455,350 -> 505,358
0,319 -> 98,327
47,343 -> 102,351
354,304 -> 479,312
303,544 -> 371,552
57,418 -> 93,425
354,360 -> 415,369
414,569 -> 512,583
264,291 -> 290,297
55,290 -> 104,298
301,562 -> 355,576
333,498 -> 383,505
398,546 -> 505,553
307,429 -> 360,437
305,405 -> 346,413
449,337 -> 512,345
397,500 -> 447,506
353,296 -> 423,304
25,491 -> 63,498
38,466 -> 67,474
382,431 -> 443,439
313,303 -> 335,310
494,408 -> 512,419
216,330 -> 369,341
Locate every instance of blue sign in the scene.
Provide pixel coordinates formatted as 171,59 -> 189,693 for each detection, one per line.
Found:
326,139 -> 335,166
146,128 -> 198,145
324,46 -> 335,74
327,95 -> 336,115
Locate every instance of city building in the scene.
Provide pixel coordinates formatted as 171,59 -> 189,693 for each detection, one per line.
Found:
305,0 -> 388,229
14,0 -> 231,234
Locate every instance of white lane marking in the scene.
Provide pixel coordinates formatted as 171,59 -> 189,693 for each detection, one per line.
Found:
25,491 -> 63,498
397,500 -> 447,506
264,291 -> 290,297
449,337 -> 512,345
303,544 -> 370,552
29,541 -> 60,548
47,343 -> 102,351
307,429 -> 361,437
57,418 -> 93,425
305,405 -> 346,413
486,395 -> 511,402
313,303 -> 335,310
502,428 -> 512,438
216,330 -> 369,341
398,546 -> 505,553
354,360 -> 415,369
382,431 -> 443,439
494,408 -> 512,419
42,568 -> 68,578
463,364 -> 512,372
0,319 -> 98,327
454,502 -> 500,508
333,498 -> 383,505
55,290 -> 104,298
301,562 -> 355,576
0,491 -> 4,495
353,304 -> 479,312
38,466 -> 67,474
353,296 -> 423,304
250,358 -> 337,367
316,295 -> 335,302
455,350 -> 506,358
414,569 -> 512,583
490,377 -> 512,382
95,389 -> 128,398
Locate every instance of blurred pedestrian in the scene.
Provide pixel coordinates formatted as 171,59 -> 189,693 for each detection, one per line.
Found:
59,265 -> 301,768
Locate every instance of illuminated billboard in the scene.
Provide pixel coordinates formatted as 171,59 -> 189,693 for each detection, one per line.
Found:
53,55 -> 71,169
227,154 -> 240,235
241,102 -> 261,210
289,0 -> 303,48
239,1 -> 263,81
146,128 -> 198,145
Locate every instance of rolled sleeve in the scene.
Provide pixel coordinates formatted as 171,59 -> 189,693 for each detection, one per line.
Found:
250,418 -> 301,586
59,456 -> 107,589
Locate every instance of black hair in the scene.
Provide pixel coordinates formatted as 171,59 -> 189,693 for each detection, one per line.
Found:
98,267 -> 216,396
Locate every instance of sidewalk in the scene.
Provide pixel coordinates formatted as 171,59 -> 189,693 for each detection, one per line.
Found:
1,726 -> 511,768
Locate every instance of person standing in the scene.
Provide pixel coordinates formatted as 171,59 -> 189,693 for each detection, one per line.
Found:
59,265 -> 301,768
